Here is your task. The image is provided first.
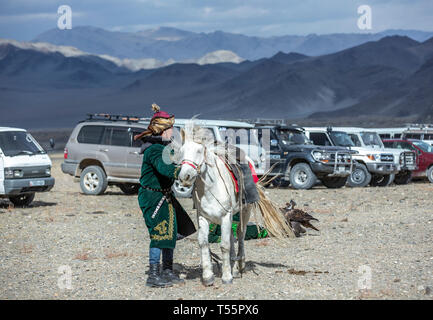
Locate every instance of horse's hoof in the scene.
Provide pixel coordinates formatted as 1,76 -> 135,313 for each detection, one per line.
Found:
202,276 -> 215,287
222,278 -> 233,285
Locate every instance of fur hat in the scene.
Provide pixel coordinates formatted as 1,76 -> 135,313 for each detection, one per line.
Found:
134,103 -> 175,141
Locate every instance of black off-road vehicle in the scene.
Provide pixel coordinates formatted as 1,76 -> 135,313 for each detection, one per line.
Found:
256,125 -> 354,189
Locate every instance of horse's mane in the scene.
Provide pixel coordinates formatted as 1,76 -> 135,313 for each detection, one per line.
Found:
183,119 -> 238,165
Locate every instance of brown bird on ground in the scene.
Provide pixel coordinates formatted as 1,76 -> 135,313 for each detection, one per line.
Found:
280,200 -> 319,237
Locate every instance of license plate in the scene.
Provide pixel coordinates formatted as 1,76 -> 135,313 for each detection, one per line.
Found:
29,180 -> 44,187
270,154 -> 281,160
338,166 -> 346,172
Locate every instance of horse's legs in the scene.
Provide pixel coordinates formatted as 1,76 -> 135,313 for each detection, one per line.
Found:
197,215 -> 214,286
220,213 -> 233,284
236,205 -> 252,275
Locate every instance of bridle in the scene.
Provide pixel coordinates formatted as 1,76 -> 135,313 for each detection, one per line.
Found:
180,144 -> 208,176
180,143 -> 234,214
181,159 -> 203,175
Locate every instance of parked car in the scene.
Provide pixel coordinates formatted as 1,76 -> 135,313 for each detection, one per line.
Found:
331,127 -> 416,187
383,139 -> 433,183
303,127 -> 417,187
62,114 -> 155,195
254,125 -> 354,189
0,127 -> 55,206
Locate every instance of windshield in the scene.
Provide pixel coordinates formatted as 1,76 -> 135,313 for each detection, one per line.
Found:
412,140 -> 433,153
330,131 -> 355,147
0,131 -> 44,157
278,129 -> 311,145
360,132 -> 383,147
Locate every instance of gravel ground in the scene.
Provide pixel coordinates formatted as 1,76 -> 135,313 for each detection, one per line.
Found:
1,153 -> 432,300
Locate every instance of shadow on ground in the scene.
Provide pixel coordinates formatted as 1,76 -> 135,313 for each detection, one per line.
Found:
0,201 -> 57,209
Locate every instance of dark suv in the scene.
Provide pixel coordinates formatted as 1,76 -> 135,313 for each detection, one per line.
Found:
256,125 -> 354,189
61,114 -> 149,195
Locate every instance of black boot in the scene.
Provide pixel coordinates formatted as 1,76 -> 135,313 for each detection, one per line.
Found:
162,261 -> 184,284
146,264 -> 172,288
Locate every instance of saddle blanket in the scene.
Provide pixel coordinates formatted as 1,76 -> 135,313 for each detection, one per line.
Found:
223,160 -> 259,193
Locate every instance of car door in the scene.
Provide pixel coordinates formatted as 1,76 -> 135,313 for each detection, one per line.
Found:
98,126 -> 129,178
125,127 -> 145,179
0,149 -> 4,194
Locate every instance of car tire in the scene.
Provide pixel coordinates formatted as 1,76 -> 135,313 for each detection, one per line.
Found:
427,166 -> 433,183
370,174 -> 394,187
119,183 -> 140,195
172,180 -> 193,198
394,171 -> 412,185
9,193 -> 35,207
321,176 -> 348,189
347,163 -> 372,188
289,163 -> 317,190
80,165 -> 108,195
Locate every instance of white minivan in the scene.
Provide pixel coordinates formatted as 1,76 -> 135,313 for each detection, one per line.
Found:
0,127 -> 55,206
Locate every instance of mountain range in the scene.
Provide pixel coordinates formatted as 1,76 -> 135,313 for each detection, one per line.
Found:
1,30 -> 433,129
33,26 -> 433,61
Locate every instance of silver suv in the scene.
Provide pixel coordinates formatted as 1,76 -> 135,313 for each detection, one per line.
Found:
61,114 -> 151,195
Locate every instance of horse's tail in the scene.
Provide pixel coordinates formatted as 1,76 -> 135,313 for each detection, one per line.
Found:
252,168 -> 295,241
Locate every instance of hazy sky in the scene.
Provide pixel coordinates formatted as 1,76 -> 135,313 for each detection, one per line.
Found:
1,0 -> 432,40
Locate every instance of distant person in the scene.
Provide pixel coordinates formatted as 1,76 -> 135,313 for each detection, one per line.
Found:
134,104 -> 195,288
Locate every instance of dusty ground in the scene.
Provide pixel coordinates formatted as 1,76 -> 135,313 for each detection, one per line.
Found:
1,153 -> 432,300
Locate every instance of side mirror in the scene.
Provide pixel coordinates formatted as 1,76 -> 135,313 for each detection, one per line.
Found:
270,139 -> 278,147
49,138 -> 55,149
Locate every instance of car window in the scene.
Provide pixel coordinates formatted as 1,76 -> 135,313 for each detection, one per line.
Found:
77,125 -> 105,145
383,141 -> 393,148
100,127 -> 130,147
131,127 -> 145,148
360,132 -> 382,147
111,127 -> 130,146
424,134 -> 433,140
412,140 -> 433,153
309,132 -> 331,146
0,131 -> 43,156
405,133 -> 422,139
349,134 -> 362,147
329,131 -> 355,147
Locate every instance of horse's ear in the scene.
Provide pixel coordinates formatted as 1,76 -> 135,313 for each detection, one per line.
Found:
180,128 -> 185,143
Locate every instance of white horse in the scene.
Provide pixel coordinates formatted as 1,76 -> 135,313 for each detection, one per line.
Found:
176,121 -> 294,286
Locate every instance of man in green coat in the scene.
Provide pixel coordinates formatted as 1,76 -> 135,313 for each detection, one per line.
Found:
134,103 -> 195,288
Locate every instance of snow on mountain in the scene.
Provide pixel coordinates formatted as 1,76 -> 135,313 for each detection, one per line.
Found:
196,50 -> 245,65
0,39 -> 245,71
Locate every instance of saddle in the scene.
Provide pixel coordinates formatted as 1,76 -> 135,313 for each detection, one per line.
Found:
221,144 -> 260,204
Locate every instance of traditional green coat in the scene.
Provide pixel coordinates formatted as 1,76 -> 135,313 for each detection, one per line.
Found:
138,143 -> 185,249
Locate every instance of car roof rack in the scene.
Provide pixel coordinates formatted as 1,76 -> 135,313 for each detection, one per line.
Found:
85,113 -> 151,123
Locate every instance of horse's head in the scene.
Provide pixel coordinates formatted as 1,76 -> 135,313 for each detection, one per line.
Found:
177,122 -> 213,187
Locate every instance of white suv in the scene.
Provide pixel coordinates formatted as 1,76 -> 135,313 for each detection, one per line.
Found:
304,127 -> 417,187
